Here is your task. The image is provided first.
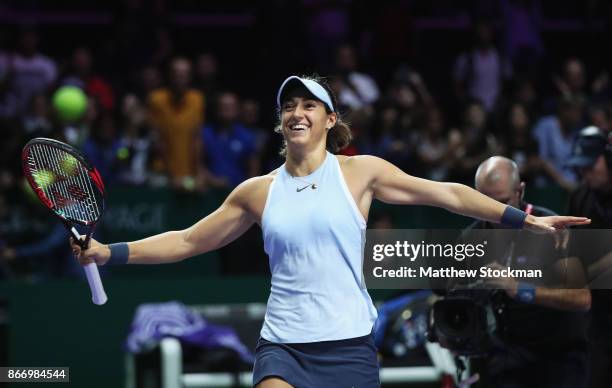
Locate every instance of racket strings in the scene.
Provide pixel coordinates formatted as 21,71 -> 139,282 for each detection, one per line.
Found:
46,144 -> 100,221
42,143 -> 99,221
27,143 -> 102,223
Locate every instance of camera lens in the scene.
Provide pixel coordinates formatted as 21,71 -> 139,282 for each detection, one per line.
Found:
444,304 -> 471,332
434,299 -> 478,337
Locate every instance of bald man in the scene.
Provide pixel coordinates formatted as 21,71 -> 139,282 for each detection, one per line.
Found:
475,156 -> 524,207
466,156 -> 591,388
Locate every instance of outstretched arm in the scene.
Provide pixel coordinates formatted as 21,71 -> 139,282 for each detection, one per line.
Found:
485,259 -> 591,312
361,156 -> 590,231
73,178 -> 258,266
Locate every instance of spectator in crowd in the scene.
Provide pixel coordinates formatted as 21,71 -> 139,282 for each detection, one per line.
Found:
508,76 -> 540,120
62,47 -> 115,112
415,105 -> 458,181
240,98 -> 268,155
22,93 -> 52,137
148,57 -> 204,190
117,94 -> 152,186
392,65 -> 434,109
362,99 -> 411,170
495,76 -> 540,129
194,52 -> 220,113
328,71 -> 375,157
532,96 -> 584,190
565,126 -> 612,388
333,44 -> 380,112
550,59 -> 611,112
11,28 -> 57,115
201,91 -> 259,188
383,69 -> 435,167
388,81 -> 424,136
553,58 -> 588,102
138,65 -> 163,100
448,99 -> 501,183
453,19 -> 513,112
82,112 -> 122,185
500,102 -> 540,183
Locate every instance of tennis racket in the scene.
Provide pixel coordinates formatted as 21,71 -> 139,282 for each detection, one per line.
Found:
22,137 -> 108,305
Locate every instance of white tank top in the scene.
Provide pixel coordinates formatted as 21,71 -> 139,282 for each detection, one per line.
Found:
261,151 -> 378,343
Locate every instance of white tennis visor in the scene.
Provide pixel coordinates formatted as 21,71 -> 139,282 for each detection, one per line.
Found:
276,76 -> 335,112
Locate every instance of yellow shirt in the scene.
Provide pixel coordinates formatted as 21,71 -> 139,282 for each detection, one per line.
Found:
148,88 -> 205,179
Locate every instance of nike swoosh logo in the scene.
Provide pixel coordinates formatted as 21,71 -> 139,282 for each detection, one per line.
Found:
296,184 -> 312,192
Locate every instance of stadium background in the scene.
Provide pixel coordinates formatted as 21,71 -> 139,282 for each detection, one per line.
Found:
0,1 -> 611,387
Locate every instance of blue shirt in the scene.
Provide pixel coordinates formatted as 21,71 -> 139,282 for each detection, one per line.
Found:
532,115 -> 578,186
201,123 -> 256,187
82,139 -> 121,185
261,152 -> 378,343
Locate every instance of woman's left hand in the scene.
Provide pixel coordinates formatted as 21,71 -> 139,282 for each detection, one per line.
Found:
525,215 -> 591,233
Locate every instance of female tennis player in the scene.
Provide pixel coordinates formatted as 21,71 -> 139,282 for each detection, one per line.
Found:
73,75 -> 590,388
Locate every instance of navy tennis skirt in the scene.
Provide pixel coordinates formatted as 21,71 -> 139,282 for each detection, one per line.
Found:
252,333 -> 380,388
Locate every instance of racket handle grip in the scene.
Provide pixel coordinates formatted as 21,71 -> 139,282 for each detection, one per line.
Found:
83,263 -> 108,305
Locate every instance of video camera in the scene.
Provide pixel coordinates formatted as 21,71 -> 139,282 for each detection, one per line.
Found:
427,287 -> 506,356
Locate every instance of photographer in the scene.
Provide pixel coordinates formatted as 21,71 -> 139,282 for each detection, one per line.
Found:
565,126 -> 612,388
464,156 -> 591,388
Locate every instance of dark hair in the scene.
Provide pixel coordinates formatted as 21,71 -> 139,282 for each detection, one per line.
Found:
274,75 -> 352,156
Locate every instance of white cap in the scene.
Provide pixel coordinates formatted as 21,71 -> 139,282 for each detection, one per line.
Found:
276,76 -> 335,112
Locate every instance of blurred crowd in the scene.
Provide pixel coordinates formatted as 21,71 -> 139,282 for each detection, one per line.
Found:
1,0 -> 612,278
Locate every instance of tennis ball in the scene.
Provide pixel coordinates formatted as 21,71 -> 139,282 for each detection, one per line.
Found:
31,169 -> 55,189
52,86 -> 88,122
117,147 -> 130,160
182,176 -> 195,191
59,155 -> 79,176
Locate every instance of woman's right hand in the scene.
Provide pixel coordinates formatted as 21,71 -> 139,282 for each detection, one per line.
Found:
70,237 -> 111,266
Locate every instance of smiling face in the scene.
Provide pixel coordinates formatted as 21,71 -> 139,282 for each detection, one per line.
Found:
279,87 -> 336,153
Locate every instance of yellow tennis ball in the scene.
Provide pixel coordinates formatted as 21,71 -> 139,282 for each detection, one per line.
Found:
60,155 -> 79,176
182,176 -> 195,191
32,169 -> 55,189
52,86 -> 88,122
